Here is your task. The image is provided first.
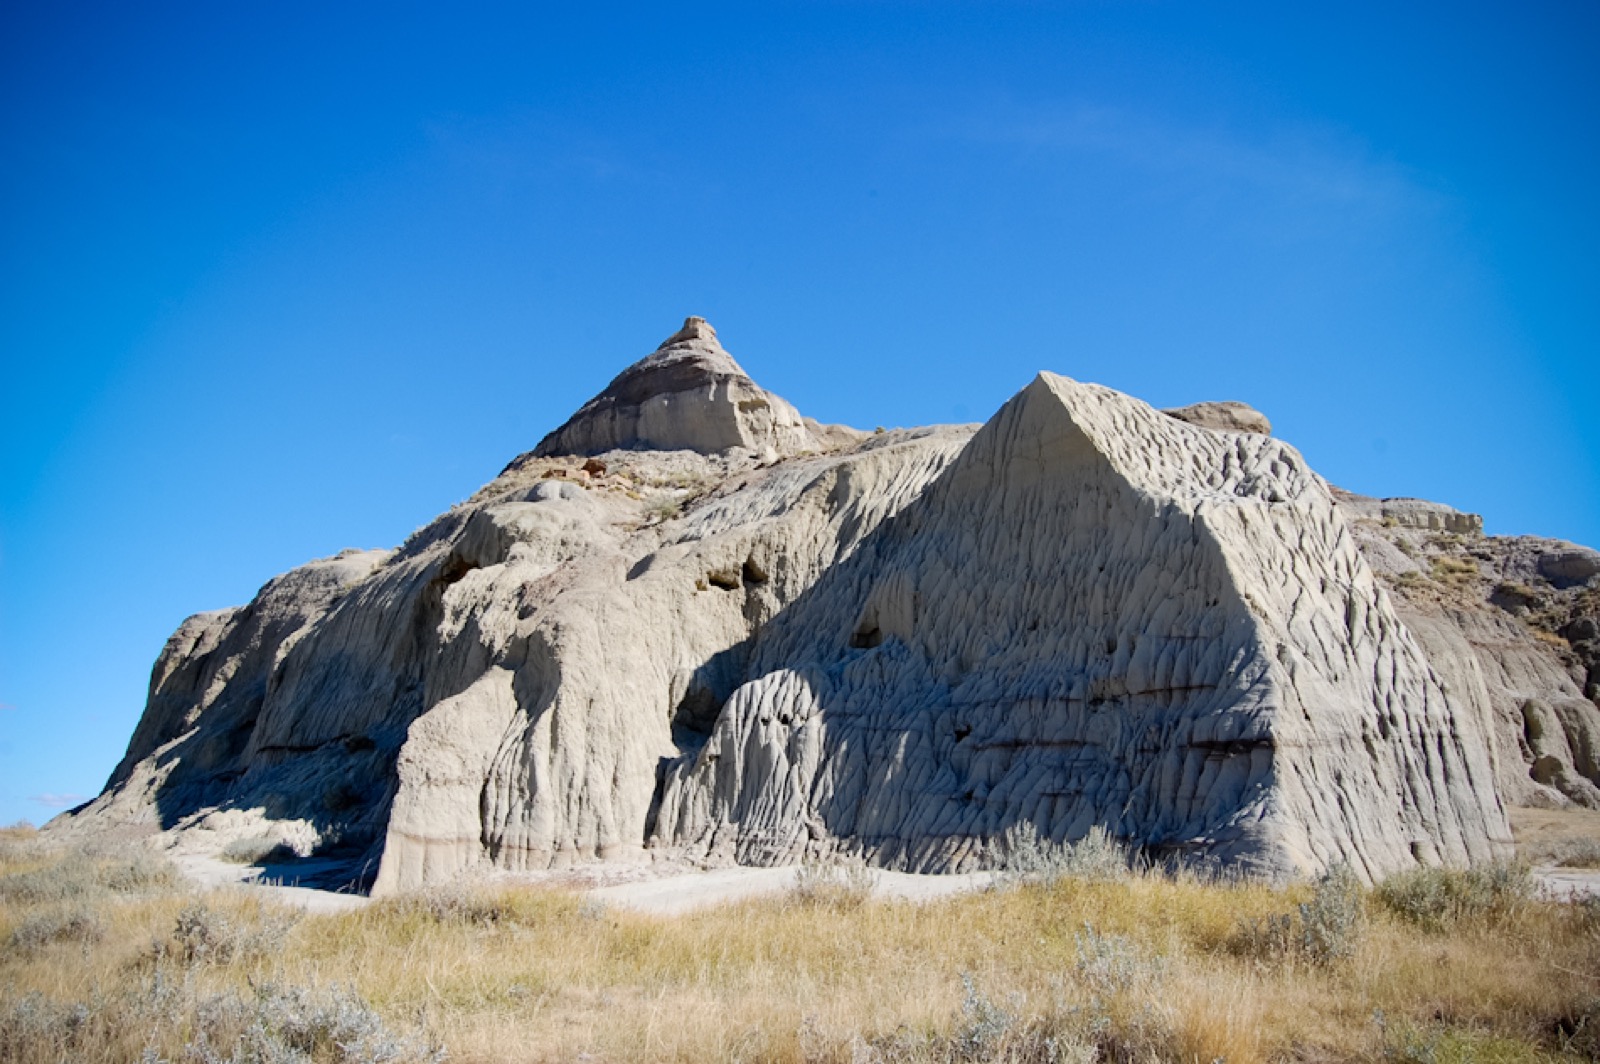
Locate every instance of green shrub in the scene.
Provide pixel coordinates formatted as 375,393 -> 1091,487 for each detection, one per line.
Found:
1375,861 -> 1534,931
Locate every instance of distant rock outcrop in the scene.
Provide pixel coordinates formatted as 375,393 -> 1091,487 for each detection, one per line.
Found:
62,318 -> 1600,894
1337,495 -> 1600,810
1162,400 -> 1272,436
1335,491 -> 1485,536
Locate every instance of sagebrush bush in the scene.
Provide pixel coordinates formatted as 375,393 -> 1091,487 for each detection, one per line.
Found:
0,979 -> 443,1064
1550,837 -> 1600,870
173,981 -> 445,1064
152,900 -> 298,967
1001,823 -> 1131,885
0,844 -> 176,903
1073,923 -> 1166,996
790,858 -> 876,909
1374,860 -> 1534,931
6,903 -> 105,954
378,884 -> 517,926
1230,863 -> 1363,966
1298,862 -> 1364,964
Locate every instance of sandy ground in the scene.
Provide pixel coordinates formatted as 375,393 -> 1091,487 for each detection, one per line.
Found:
584,866 -> 997,915
1536,868 -> 1600,900
163,803 -> 1600,916
172,852 -> 370,915
169,851 -> 996,916
1511,805 -> 1600,900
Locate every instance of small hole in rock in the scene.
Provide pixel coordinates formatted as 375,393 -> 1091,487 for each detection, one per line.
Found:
851,625 -> 883,649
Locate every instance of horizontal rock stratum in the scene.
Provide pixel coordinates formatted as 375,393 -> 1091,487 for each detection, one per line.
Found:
62,318 -> 1600,892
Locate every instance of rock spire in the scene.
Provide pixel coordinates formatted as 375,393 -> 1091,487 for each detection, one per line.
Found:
533,317 -> 820,460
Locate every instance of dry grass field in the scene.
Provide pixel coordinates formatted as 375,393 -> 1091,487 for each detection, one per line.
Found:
2,823 -> 1598,1064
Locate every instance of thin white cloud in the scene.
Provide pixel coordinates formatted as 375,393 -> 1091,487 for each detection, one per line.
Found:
929,98 -> 1440,230
30,792 -> 87,809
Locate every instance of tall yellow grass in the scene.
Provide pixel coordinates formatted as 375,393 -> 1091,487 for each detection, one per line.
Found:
2,826 -> 1596,1063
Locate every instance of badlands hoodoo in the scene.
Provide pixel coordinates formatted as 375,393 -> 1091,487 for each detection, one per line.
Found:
62,318 -> 1600,894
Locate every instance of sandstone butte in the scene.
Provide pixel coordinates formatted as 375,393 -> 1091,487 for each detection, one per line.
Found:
54,318 -> 1600,895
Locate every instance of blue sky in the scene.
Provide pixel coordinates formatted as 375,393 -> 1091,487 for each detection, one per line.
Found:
2,2 -> 1596,827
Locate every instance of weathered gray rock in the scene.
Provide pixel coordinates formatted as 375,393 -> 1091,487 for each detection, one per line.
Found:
1332,490 -> 1484,536
1339,510 -> 1600,810
1382,498 -> 1484,536
655,374 -> 1508,880
533,317 -> 860,461
1540,547 -> 1600,588
1162,400 -> 1272,435
62,320 -> 1553,892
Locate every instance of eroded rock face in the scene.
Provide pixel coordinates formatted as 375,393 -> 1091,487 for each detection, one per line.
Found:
655,374 -> 1508,881
1339,503 -> 1600,810
65,319 -> 1578,891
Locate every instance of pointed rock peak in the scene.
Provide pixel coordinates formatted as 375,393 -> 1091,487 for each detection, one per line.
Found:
661,316 -> 719,347
533,318 -> 817,459
959,371 -> 1313,510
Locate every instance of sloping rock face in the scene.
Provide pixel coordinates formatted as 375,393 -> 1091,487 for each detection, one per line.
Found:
532,317 -> 851,460
654,374 -> 1507,880
68,319 -> 1590,892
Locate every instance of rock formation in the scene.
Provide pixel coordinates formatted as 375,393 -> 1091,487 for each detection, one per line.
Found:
1336,493 -> 1600,809
532,317 -> 859,460
59,318 -> 1600,893
1162,400 -> 1272,436
655,374 -> 1505,878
